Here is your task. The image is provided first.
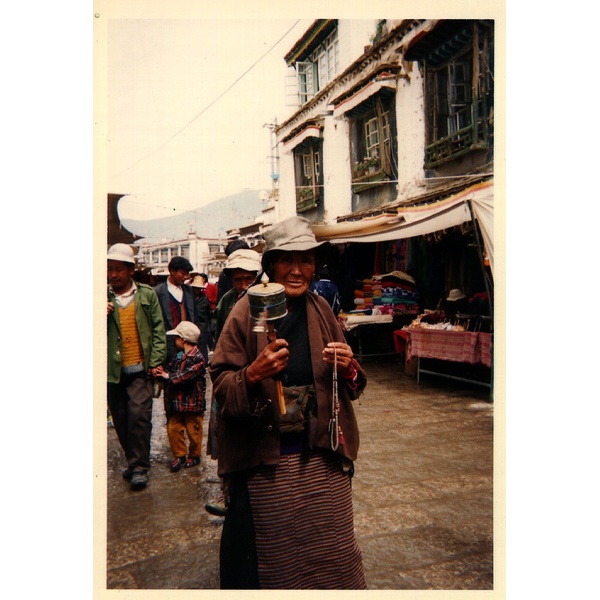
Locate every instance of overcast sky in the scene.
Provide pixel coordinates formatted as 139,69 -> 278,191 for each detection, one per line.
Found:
107,18 -> 311,221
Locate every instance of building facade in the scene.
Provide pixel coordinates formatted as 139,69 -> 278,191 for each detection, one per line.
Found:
137,233 -> 227,279
273,19 -> 494,278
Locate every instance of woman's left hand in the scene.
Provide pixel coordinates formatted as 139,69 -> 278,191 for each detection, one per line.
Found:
323,342 -> 356,378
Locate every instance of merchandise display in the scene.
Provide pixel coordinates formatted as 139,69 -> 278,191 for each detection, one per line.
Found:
351,270 -> 420,316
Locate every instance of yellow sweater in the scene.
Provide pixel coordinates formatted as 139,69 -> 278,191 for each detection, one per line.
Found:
118,302 -> 144,367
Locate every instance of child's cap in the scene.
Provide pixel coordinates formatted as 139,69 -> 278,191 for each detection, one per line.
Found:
166,321 -> 200,344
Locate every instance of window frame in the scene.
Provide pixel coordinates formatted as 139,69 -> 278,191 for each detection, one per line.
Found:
296,28 -> 339,105
423,21 -> 494,168
293,137 -> 323,213
349,93 -> 397,187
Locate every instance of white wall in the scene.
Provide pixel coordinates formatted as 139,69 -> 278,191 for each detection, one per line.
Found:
322,116 -> 352,221
395,65 -> 427,196
337,20 -> 378,71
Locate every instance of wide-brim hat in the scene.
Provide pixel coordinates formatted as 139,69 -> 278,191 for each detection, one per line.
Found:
223,249 -> 262,274
262,216 -> 328,259
447,288 -> 466,301
107,243 -> 136,264
166,320 -> 200,344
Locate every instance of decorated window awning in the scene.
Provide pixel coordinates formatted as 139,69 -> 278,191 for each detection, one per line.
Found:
312,179 -> 494,274
332,77 -> 397,119
282,122 -> 323,153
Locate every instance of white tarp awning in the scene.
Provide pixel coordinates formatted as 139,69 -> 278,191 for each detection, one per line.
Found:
333,79 -> 397,119
313,179 -> 494,274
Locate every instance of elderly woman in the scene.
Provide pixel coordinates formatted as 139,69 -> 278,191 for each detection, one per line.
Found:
209,216 -> 367,590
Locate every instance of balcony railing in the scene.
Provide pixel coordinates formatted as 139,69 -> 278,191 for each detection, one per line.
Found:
425,95 -> 491,168
296,185 -> 319,213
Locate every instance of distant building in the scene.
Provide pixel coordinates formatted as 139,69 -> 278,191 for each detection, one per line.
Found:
137,232 -> 227,280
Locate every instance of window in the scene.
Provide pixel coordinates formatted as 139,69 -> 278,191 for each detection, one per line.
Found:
294,137 -> 323,213
296,29 -> 339,105
180,244 -> 190,259
421,21 -> 494,167
349,93 -> 397,184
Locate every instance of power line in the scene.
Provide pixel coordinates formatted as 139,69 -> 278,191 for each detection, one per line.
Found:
110,20 -> 300,181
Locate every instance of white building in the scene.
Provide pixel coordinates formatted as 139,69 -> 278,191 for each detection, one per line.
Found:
273,19 -> 495,278
137,232 -> 227,279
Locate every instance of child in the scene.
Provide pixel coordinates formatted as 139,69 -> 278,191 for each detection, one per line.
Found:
152,321 -> 206,472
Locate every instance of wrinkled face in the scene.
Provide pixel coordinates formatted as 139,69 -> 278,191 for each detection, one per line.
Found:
272,250 -> 316,299
107,260 -> 134,294
231,269 -> 257,295
169,268 -> 190,286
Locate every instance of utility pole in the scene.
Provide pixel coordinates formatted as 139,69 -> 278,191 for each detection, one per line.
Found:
263,119 -> 280,223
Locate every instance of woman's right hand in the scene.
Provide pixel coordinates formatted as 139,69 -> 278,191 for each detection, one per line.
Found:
245,338 -> 289,386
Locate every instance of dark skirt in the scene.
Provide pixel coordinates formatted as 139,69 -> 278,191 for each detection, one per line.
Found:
220,450 -> 366,590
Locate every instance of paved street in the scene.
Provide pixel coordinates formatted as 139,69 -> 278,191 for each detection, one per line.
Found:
105,357 -> 495,590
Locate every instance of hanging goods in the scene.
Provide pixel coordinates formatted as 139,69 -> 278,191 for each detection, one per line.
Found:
248,274 -> 288,415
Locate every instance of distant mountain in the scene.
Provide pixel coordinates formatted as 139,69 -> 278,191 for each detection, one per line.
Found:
120,189 -> 263,241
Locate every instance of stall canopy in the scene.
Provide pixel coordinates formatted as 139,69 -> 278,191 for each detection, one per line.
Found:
312,179 -> 494,275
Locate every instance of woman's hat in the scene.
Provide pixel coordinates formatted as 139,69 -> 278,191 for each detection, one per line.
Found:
447,288 -> 466,301
223,249 -> 262,274
166,321 -> 200,344
262,216 -> 327,257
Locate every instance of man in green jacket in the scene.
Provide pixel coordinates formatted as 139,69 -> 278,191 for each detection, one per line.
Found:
107,244 -> 166,491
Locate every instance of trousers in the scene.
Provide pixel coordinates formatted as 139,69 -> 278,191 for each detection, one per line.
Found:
167,412 -> 203,459
107,371 -> 153,471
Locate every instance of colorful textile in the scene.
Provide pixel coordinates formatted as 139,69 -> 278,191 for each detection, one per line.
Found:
408,328 -> 493,367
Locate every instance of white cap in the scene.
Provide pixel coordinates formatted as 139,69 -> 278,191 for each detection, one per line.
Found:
224,249 -> 262,273
107,243 -> 136,264
166,321 -> 200,344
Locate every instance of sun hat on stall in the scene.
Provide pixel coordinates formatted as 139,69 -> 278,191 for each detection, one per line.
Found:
166,321 -> 200,344
262,216 -> 328,258
223,249 -> 262,274
107,243 -> 136,264
447,288 -> 466,302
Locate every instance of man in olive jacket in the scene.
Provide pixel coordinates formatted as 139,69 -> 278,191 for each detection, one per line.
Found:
107,244 -> 167,491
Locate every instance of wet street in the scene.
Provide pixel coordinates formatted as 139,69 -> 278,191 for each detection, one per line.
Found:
105,357 -> 495,590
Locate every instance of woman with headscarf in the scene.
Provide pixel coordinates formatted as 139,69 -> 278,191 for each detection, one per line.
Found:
209,216 -> 367,590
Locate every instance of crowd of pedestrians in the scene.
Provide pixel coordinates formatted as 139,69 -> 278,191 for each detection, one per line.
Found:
106,217 -> 367,589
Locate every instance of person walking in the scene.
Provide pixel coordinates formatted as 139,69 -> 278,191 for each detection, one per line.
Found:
107,243 -> 167,491
153,256 -> 196,361
205,249 -> 262,517
216,239 -> 250,302
209,216 -> 367,589
152,321 -> 207,472
309,264 -> 341,316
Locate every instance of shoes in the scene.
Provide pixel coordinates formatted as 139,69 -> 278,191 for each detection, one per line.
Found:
122,466 -> 134,480
184,457 -> 200,468
170,457 -> 186,472
205,496 -> 228,517
130,470 -> 148,491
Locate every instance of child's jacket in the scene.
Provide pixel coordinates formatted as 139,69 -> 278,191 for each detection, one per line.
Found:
165,346 -> 206,413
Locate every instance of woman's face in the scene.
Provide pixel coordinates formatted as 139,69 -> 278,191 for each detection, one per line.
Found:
272,250 -> 316,299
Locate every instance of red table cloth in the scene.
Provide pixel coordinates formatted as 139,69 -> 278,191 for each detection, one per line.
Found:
407,328 -> 492,368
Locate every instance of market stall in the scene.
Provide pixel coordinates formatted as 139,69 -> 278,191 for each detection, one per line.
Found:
312,178 -> 495,383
